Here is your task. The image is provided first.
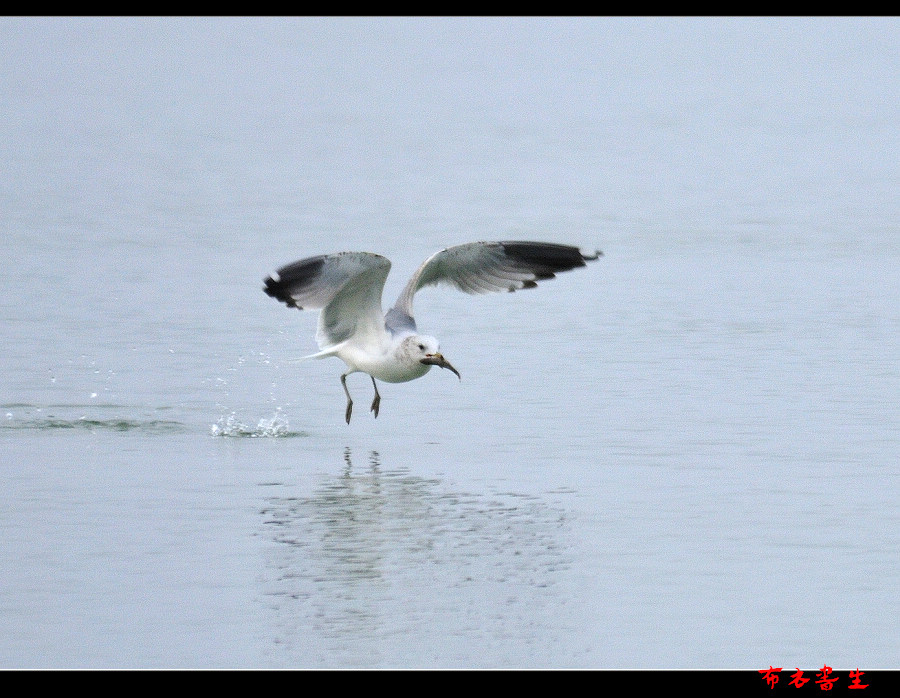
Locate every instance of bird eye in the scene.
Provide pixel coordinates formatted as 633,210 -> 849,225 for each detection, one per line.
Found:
418,344 -> 425,351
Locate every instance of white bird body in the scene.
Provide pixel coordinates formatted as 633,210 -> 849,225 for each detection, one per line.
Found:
264,241 -> 601,423
326,335 -> 435,384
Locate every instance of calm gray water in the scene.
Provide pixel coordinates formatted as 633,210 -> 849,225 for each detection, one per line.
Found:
1,17 -> 898,669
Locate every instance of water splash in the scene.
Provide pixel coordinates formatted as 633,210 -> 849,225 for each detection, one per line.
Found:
210,409 -> 303,438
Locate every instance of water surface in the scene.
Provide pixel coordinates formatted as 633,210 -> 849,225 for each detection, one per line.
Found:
1,17 -> 898,669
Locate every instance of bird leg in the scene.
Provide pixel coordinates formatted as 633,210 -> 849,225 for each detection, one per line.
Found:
341,373 -> 353,424
370,376 -> 381,418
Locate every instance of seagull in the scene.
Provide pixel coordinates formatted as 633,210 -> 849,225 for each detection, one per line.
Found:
264,241 -> 602,423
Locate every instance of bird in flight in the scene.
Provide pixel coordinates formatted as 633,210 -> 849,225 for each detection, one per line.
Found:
264,241 -> 602,423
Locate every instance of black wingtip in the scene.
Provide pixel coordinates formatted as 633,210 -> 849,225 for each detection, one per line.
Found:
263,255 -> 328,310
499,241 -> 602,274
263,275 -> 300,309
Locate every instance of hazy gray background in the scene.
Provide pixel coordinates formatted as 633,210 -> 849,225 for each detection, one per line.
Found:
1,17 -> 897,669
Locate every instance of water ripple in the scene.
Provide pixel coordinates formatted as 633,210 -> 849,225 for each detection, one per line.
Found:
2,411 -> 188,435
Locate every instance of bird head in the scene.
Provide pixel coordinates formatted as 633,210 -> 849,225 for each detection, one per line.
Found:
409,335 -> 461,379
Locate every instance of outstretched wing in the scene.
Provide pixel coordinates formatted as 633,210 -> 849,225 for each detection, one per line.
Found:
386,241 -> 601,331
264,252 -> 391,349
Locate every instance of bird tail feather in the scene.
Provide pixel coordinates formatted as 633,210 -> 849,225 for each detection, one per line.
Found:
286,342 -> 348,363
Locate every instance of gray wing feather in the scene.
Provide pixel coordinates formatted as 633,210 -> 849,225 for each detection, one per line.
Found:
264,252 -> 391,348
389,241 -> 601,325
